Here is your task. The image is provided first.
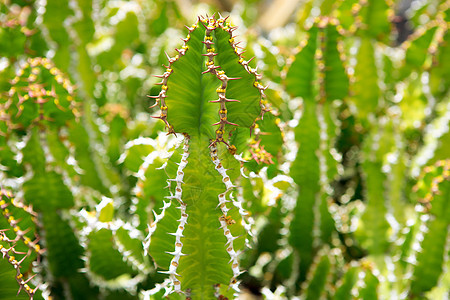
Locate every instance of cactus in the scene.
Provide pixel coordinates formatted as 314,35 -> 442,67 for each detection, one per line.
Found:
409,160 -> 450,297
285,16 -> 348,287
1,1 -> 450,299
143,14 -> 269,297
0,190 -> 41,299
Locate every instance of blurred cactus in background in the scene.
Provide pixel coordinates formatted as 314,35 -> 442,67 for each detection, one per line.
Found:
0,0 -> 449,299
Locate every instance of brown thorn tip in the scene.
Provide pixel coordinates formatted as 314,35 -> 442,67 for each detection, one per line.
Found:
225,120 -> 239,126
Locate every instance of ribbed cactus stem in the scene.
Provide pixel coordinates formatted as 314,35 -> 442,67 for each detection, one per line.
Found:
0,191 -> 41,254
150,26 -> 194,134
210,144 -> 242,290
167,138 -> 190,204
144,200 -> 172,254
158,138 -> 190,293
229,192 -> 252,238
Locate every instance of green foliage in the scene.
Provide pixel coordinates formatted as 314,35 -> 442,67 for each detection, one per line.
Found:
1,0 -> 449,299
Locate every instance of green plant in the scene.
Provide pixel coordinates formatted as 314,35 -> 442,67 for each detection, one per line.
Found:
1,0 -> 449,299
143,14 -> 271,298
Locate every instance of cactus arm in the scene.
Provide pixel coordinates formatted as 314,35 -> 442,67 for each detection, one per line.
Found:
429,28 -> 450,98
303,251 -> 331,300
411,99 -> 450,175
42,210 -> 84,278
154,22 -> 218,137
355,121 -> 391,257
288,97 -> 320,282
322,22 -> 349,102
285,27 -> 318,99
213,24 -> 263,128
285,25 -> 320,284
404,24 -> 439,69
146,15 -> 265,297
86,228 -> 137,281
285,17 -> 349,285
358,267 -> 379,300
177,138 -> 244,296
409,161 -> 450,297
0,190 -> 40,299
351,38 -> 379,122
148,136 -> 245,298
0,258 -> 35,300
152,17 -> 264,141
357,0 -> 392,41
334,266 -> 359,300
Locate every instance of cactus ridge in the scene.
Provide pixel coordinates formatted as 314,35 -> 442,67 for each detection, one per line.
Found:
5,57 -> 78,129
159,137 -> 191,294
0,190 -> 40,299
210,143 -> 242,291
151,14 -> 267,149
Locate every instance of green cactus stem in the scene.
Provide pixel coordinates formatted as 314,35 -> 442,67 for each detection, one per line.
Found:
0,190 -> 40,299
144,14 -> 267,298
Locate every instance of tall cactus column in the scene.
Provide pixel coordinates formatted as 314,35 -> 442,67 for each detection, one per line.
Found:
145,15 -> 267,298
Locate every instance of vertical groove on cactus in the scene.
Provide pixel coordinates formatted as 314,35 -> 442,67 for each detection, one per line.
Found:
202,17 -> 240,146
